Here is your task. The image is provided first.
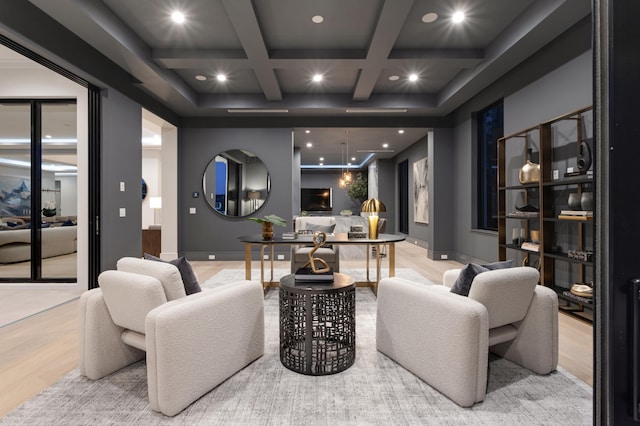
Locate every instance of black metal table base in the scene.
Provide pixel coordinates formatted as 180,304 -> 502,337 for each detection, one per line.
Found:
279,274 -> 355,375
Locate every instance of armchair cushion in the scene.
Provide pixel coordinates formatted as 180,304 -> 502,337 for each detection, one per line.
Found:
144,253 -> 202,295
303,222 -> 335,233
117,257 -> 187,301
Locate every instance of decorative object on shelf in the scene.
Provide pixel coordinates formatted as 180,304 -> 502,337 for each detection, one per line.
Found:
281,231 -> 297,240
298,231 -> 332,275
570,283 -> 593,298
42,200 -> 56,217
515,204 -> 539,212
512,228 -> 525,246
518,149 -> 540,184
530,230 -> 540,244
567,192 -> 581,210
521,242 -> 540,252
247,214 -> 287,240
576,141 -> 592,173
361,198 -> 386,239
580,192 -> 594,211
568,249 -> 594,262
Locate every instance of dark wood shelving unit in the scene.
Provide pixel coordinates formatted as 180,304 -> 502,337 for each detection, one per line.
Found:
498,106 -> 594,322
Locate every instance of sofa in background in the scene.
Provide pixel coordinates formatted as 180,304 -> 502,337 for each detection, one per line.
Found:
291,216 -> 340,272
0,224 -> 77,263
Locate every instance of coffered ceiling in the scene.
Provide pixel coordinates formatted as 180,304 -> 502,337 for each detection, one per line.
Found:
3,0 -> 591,166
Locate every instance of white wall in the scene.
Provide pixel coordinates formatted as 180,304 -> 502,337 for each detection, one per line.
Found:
142,148 -> 161,228
0,66 -> 88,290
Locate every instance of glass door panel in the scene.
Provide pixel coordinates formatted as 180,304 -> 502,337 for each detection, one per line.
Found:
0,103 -> 31,278
41,102 -> 77,279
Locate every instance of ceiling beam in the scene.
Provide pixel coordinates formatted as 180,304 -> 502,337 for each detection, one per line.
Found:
352,0 -> 414,101
221,0 -> 282,101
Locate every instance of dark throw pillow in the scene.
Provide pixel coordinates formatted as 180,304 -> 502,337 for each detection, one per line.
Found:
450,263 -> 488,296
144,253 -> 202,295
450,260 -> 513,297
481,259 -> 513,270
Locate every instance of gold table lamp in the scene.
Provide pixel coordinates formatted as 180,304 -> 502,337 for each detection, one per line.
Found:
361,198 -> 386,239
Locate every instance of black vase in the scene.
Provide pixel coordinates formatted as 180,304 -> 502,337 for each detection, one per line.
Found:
581,192 -> 594,211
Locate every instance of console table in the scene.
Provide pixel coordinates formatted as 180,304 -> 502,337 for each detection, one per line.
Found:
238,233 -> 405,290
279,273 -> 355,375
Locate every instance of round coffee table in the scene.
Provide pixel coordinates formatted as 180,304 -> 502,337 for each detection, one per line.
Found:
279,272 -> 356,375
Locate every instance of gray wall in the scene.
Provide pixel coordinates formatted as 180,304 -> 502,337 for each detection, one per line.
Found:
100,88 -> 142,270
450,45 -> 592,264
376,159 -> 396,234
179,128 -> 293,260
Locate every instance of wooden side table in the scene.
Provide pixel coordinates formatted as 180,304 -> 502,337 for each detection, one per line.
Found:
142,228 -> 161,257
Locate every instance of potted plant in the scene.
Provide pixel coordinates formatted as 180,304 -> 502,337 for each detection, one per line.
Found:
247,214 -> 287,240
346,172 -> 368,211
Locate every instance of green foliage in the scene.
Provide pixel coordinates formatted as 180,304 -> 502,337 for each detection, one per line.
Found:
346,172 -> 368,203
247,214 -> 287,227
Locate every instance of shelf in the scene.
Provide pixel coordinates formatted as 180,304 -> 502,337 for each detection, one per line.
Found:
544,251 -> 594,266
499,183 -> 540,190
551,285 -> 594,306
542,176 -> 593,187
543,217 -> 594,223
500,243 -> 542,254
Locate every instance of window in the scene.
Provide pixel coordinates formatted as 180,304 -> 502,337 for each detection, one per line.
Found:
477,101 -> 503,231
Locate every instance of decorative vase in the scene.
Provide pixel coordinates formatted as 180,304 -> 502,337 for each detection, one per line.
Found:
518,149 -> 540,184
581,192 -> 594,211
577,141 -> 592,172
568,193 -> 581,210
262,222 -> 273,240
42,208 -> 56,217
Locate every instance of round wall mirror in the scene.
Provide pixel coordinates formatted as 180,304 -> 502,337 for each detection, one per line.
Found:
202,149 -> 270,217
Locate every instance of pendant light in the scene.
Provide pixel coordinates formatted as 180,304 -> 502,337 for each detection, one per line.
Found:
339,142 -> 347,188
342,131 -> 352,184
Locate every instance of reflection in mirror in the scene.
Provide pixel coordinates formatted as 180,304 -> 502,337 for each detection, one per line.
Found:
202,150 -> 270,217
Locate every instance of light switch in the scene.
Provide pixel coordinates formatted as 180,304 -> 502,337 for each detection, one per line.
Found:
119,208 -> 126,217
120,182 -> 125,192
189,207 -> 196,214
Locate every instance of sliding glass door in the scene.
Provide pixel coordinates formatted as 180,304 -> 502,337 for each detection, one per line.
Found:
0,100 -> 77,281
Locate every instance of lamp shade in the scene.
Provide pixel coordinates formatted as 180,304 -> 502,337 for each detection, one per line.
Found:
361,198 -> 386,213
149,196 -> 162,209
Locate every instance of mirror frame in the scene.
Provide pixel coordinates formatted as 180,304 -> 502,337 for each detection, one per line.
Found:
202,149 -> 270,218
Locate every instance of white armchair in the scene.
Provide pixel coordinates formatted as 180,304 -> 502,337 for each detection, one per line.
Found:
376,266 -> 558,407
79,257 -> 265,416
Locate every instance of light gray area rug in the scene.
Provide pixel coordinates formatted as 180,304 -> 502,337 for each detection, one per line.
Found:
1,275 -> 592,425
203,267 -> 432,287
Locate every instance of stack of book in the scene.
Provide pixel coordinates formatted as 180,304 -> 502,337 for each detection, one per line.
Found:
281,232 -> 297,240
507,211 -> 539,218
294,267 -> 334,283
557,210 -> 593,221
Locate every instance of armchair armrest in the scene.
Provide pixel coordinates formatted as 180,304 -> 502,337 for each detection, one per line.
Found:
442,268 -> 462,288
376,278 -> 489,407
145,280 -> 265,416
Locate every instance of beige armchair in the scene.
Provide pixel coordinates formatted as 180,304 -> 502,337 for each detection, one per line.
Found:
291,216 -> 340,272
79,257 -> 265,416
376,266 -> 558,407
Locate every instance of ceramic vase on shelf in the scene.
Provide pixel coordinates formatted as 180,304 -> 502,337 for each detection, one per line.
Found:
568,193 -> 581,210
581,192 -> 594,211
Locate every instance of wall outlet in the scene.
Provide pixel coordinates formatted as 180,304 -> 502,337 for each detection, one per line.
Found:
189,207 -> 196,214
119,181 -> 125,192
119,207 -> 126,217
441,254 -> 448,260
263,254 -> 269,260
553,169 -> 559,180
208,254 -> 216,260
277,254 -> 285,260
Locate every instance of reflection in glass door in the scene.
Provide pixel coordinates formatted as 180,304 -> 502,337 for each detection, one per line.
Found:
0,100 -> 77,281
0,103 -> 31,278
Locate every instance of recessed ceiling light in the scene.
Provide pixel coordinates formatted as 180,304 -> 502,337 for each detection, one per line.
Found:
452,11 -> 465,23
409,74 -> 418,82
216,73 -> 227,82
306,142 -> 313,147
195,75 -> 207,81
305,130 -> 311,134
388,75 -> 400,81
171,11 -> 185,23
312,15 -> 324,24
319,162 -> 324,166
312,74 -> 323,82
351,157 -> 356,161
45,134 -> 52,138
422,12 -> 439,23
319,157 -> 324,161
347,162 -> 352,166
398,129 -> 405,134
382,143 -> 389,148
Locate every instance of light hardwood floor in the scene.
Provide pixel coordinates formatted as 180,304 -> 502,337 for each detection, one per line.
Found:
0,241 -> 593,417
